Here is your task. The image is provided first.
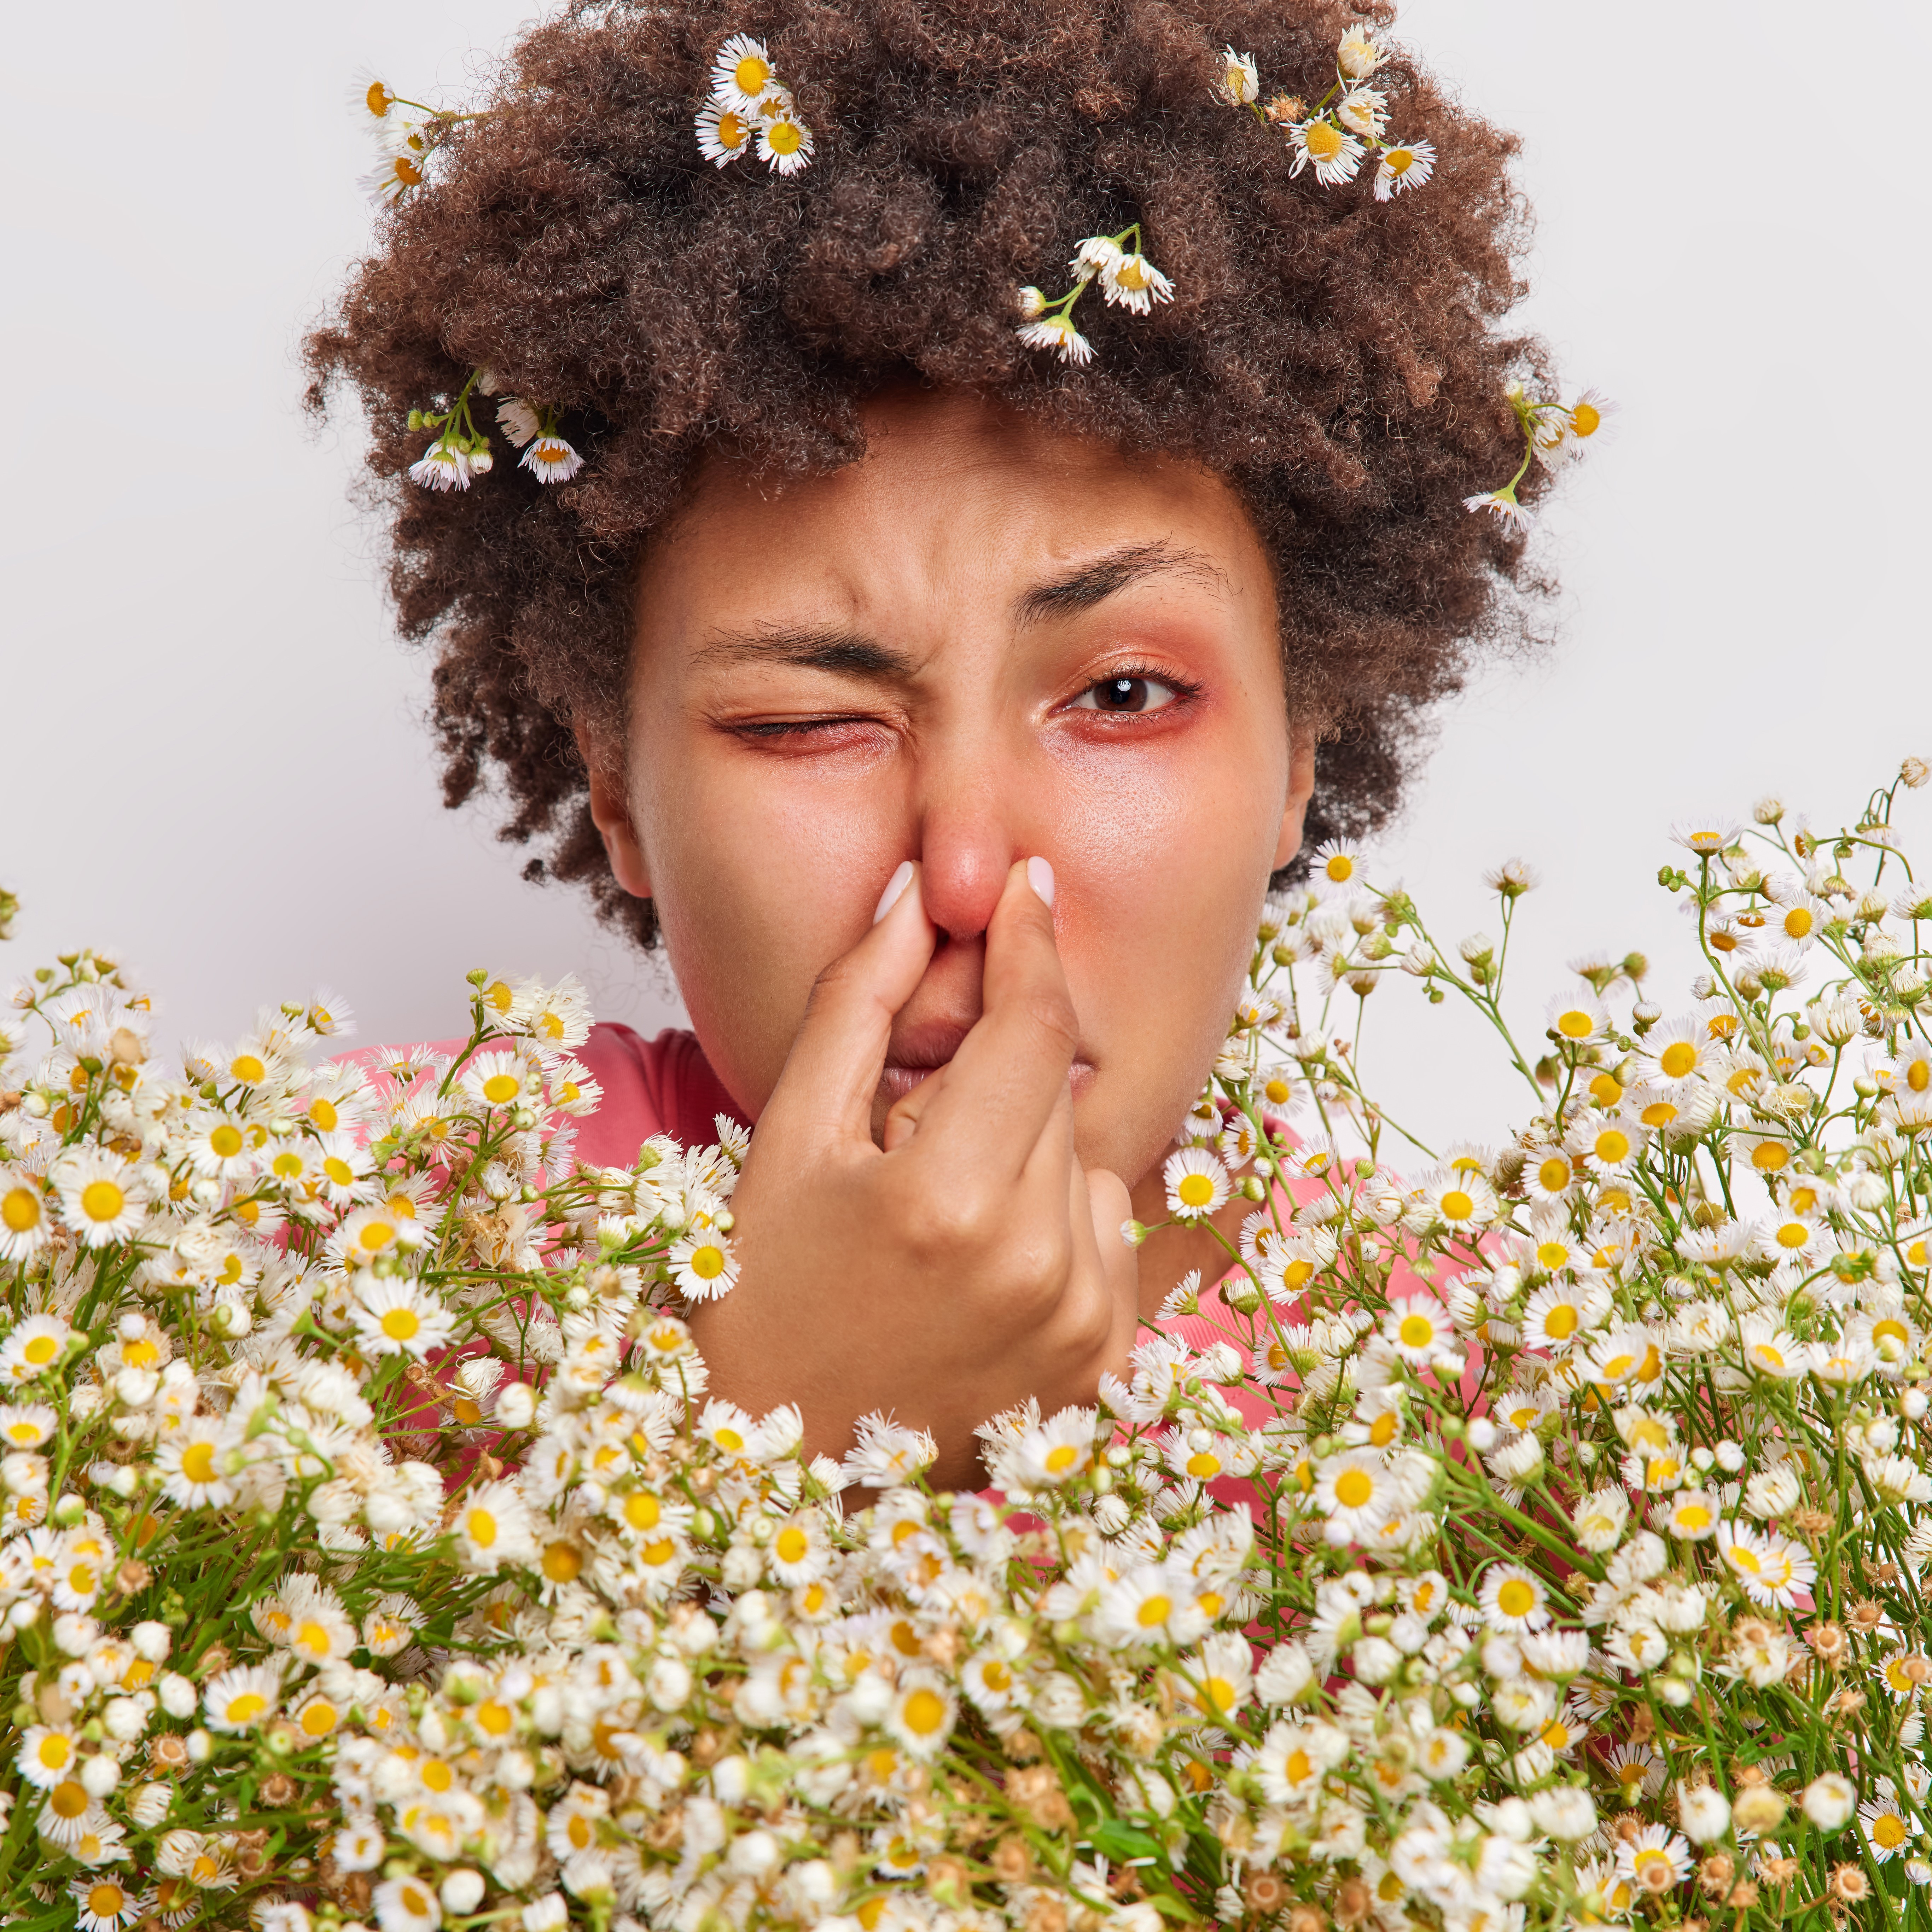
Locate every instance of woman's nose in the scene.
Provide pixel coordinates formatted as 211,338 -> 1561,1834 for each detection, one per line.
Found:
910,756 -> 1036,944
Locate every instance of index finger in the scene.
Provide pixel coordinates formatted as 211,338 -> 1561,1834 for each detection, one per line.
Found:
904,856 -> 1080,1177
754,861 -> 937,1152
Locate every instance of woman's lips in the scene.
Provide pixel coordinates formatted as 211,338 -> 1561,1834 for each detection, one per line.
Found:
879,1020 -> 1096,1102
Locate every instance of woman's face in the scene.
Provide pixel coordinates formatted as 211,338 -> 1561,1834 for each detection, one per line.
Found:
588,388 -> 1313,1195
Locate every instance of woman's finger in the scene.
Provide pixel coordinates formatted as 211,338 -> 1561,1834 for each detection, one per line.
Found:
753,861 -> 937,1153
910,858 -> 1081,1177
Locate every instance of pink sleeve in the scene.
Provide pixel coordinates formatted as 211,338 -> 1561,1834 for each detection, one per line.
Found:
338,1024 -> 747,1171
570,1025 -> 749,1169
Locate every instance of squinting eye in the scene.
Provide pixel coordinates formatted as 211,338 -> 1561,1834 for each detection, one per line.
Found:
1073,674 -> 1179,715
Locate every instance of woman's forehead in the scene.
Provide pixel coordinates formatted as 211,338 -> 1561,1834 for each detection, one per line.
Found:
656,389 -> 1265,604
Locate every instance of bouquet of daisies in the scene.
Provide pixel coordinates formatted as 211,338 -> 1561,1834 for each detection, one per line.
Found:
1,762 -> 1929,1932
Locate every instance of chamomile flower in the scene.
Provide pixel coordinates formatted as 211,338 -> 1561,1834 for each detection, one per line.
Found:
507,432 -> 579,484
1164,1147 -> 1230,1220
1478,1564 -> 1550,1632
1560,387 -> 1618,456
1383,1295 -> 1453,1364
1287,117 -> 1364,185
203,1662 -> 281,1733
71,1879 -> 149,1932
1214,47 -> 1259,106
351,1279 -> 455,1360
1716,1523 -> 1816,1607
1374,139 -> 1436,199
17,1723 -> 80,1790
0,1169 -> 52,1263
1011,1407 -> 1095,1486
1100,1565 -> 1208,1647
1313,1450 -> 1398,1543
51,1149 -> 147,1247
1016,312 -> 1093,366
0,1313 -> 72,1384
1617,1825 -> 1693,1895
1098,249 -> 1175,313
407,438 -> 471,489
1664,1488 -> 1721,1540
1463,484 -> 1532,532
1336,24 -> 1386,78
695,97 -> 754,166
1671,817 -> 1744,857
1546,990 -> 1611,1046
1862,1787 -> 1913,1861
711,34 -> 777,113
756,107 -> 814,175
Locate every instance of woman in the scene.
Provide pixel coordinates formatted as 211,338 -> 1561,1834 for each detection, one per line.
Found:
308,0 -> 1556,1485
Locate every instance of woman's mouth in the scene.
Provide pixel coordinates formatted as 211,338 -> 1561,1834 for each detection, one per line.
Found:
879,1020 -> 1096,1102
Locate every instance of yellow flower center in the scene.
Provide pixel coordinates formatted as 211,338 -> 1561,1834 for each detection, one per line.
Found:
1594,1129 -> 1630,1163
1753,1142 -> 1789,1171
181,1442 -> 218,1485
1876,1814 -> 1908,1850
466,1508 -> 499,1548
688,1244 -> 726,1279
1496,1578 -> 1536,1619
209,1123 -> 244,1159
225,1691 -> 268,1724
1186,1450 -> 1222,1479
1304,121 -> 1343,160
80,1180 -> 126,1224
1043,1444 -> 1079,1475
1571,401 -> 1601,438
357,1220 -> 396,1252
3,1188 -> 42,1233
1659,1042 -> 1696,1078
1399,1313 -> 1436,1348
624,1491 -> 661,1531
1333,1467 -> 1374,1509
775,1525 -> 810,1563
1386,147 -> 1414,175
231,1054 -> 266,1083
1556,1009 -> 1594,1040
1177,1173 -> 1216,1208
1538,1157 -> 1571,1192
767,118 -> 803,155
901,1687 -> 947,1734
733,54 -> 770,94
381,1307 -> 421,1341
483,1073 -> 519,1104
1135,1593 -> 1172,1627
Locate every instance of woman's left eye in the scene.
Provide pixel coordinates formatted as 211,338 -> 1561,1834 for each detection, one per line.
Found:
1069,673 -> 1182,715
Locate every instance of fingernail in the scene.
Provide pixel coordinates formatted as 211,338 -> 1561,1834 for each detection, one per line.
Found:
873,860 -> 916,925
1026,855 -> 1056,907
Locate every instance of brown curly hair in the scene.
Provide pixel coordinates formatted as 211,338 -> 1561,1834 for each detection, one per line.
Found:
306,0 -> 1555,949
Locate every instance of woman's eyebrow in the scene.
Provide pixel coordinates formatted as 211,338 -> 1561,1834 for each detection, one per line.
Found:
1014,540 -> 1226,625
691,624 -> 917,681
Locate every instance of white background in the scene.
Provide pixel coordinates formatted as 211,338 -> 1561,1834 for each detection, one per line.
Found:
3,0 -> 1926,1153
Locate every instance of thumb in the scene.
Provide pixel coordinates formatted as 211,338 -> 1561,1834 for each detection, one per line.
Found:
755,861 -> 936,1152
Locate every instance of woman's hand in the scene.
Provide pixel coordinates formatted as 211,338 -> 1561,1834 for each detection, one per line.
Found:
686,859 -> 1139,1489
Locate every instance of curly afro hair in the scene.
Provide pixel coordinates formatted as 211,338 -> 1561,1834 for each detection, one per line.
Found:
306,0 -> 1556,949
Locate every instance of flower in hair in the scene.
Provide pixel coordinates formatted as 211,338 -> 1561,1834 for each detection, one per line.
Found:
1464,383 -> 1618,531
1222,27 -> 1429,202
696,35 -> 814,175
401,371 -> 582,494
1214,47 -> 1259,107
1014,225 -> 1174,365
348,69 -> 484,205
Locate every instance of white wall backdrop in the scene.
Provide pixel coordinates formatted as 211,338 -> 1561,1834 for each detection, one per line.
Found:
3,0 -> 1926,1150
